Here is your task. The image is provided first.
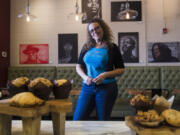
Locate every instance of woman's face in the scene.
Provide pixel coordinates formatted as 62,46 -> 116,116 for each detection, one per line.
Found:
153,45 -> 161,58
88,22 -> 104,43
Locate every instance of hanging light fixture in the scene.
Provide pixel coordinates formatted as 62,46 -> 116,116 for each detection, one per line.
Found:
74,0 -> 80,21
68,0 -> 85,21
17,0 -> 37,22
118,0 -> 138,20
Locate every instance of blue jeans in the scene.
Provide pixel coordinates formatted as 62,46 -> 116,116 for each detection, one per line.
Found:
73,81 -> 118,120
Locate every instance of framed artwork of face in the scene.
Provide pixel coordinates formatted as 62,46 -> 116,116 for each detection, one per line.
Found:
20,44 -> 49,64
58,34 -> 78,64
82,0 -> 102,23
148,42 -> 180,63
118,32 -> 139,63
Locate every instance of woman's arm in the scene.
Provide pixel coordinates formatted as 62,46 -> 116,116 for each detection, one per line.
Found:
76,64 -> 93,85
102,68 -> 124,78
93,68 -> 125,84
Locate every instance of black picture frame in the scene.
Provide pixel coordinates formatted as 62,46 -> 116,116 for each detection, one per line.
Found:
111,1 -> 142,22
118,32 -> 139,63
58,34 -> 78,64
82,0 -> 102,23
148,42 -> 180,63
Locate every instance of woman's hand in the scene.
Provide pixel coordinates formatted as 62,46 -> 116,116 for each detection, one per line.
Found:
84,76 -> 93,85
92,68 -> 125,85
92,73 -> 106,85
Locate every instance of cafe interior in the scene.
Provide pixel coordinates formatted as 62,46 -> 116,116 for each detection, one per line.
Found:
0,0 -> 180,135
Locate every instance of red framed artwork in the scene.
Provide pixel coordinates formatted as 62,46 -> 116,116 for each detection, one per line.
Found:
20,44 -> 49,64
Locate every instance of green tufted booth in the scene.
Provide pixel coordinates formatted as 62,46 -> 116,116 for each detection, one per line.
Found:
161,67 -> 180,90
7,66 -> 180,118
8,66 -> 56,81
160,67 -> 180,110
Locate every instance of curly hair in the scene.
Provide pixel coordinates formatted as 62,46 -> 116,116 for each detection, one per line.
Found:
152,43 -> 170,59
82,18 -> 114,52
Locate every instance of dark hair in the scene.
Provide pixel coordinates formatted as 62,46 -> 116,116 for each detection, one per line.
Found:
152,42 -> 171,60
82,18 -> 114,52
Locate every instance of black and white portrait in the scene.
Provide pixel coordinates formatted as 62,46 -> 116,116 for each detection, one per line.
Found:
111,1 -> 142,21
118,32 -> 139,63
82,0 -> 102,23
58,34 -> 78,64
148,42 -> 180,63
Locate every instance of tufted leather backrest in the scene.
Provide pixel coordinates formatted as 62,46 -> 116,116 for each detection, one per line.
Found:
116,67 -> 161,99
8,66 -> 56,81
161,67 -> 180,91
56,66 -> 82,89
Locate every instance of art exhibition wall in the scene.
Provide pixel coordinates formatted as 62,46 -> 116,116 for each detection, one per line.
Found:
10,0 -> 180,66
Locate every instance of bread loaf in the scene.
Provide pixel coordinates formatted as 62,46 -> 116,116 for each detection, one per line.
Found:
9,92 -> 44,107
28,77 -> 53,100
11,77 -> 29,87
154,96 -> 170,114
55,79 -> 68,86
29,77 -> 53,87
53,79 -> 72,99
161,109 -> 180,127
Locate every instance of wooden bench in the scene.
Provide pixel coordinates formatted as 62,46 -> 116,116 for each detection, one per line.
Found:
0,98 -> 72,135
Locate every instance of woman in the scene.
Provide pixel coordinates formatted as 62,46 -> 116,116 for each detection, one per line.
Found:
73,18 -> 125,120
151,43 -> 179,62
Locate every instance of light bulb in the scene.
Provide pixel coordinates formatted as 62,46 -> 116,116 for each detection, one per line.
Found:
26,15 -> 30,22
75,14 -> 79,21
125,12 -> 130,19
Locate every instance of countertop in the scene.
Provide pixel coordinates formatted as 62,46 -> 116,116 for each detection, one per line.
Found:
12,120 -> 133,135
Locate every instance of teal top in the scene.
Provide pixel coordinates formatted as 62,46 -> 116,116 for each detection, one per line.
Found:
83,46 -> 115,84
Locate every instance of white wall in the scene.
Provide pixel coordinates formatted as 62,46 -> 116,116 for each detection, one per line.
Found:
10,0 -> 180,67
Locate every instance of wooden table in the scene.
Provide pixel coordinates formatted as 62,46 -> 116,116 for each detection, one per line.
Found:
0,98 -> 72,135
125,116 -> 180,135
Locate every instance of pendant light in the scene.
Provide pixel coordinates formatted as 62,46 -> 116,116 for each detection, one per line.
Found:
17,0 -> 37,22
74,0 -> 80,21
118,0 -> 138,20
68,0 -> 84,21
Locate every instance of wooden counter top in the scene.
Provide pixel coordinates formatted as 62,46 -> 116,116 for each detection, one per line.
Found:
0,99 -> 49,117
125,116 -> 180,135
0,98 -> 72,135
0,98 -> 72,118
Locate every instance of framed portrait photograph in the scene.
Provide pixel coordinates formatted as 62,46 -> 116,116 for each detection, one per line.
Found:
148,42 -> 180,63
118,32 -> 139,63
82,0 -> 102,23
58,34 -> 78,64
111,1 -> 142,22
20,44 -> 49,64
